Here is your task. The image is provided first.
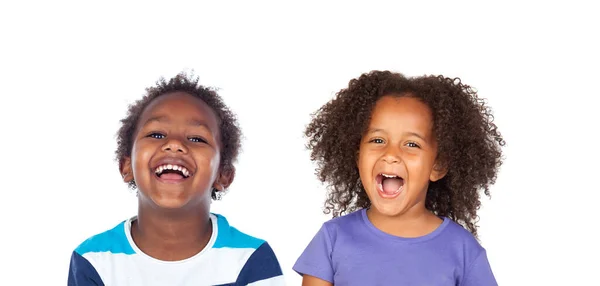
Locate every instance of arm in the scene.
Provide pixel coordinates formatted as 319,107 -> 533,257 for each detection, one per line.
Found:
68,251 -> 104,286
461,250 -> 498,286
293,224 -> 335,285
235,242 -> 285,285
302,274 -> 334,286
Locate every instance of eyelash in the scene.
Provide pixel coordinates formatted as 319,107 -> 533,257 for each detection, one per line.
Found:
406,142 -> 420,148
147,133 -> 207,143
188,137 -> 207,143
149,133 -> 165,139
368,138 -> 421,148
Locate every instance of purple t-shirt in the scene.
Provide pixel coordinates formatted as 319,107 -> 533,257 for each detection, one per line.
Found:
293,209 -> 497,285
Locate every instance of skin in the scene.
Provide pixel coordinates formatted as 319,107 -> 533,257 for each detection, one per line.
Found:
120,92 -> 233,261
302,95 -> 447,286
359,95 -> 447,237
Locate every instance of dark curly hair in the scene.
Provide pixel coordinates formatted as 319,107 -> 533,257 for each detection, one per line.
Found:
305,70 -> 504,236
116,72 -> 241,200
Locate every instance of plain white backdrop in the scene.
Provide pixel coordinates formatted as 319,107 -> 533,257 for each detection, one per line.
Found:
1,1 -> 599,285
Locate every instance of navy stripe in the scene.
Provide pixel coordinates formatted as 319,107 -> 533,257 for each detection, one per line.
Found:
68,251 -> 105,286
235,242 -> 283,284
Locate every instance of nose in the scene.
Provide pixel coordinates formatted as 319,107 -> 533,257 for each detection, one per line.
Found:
382,145 -> 401,164
162,138 -> 188,154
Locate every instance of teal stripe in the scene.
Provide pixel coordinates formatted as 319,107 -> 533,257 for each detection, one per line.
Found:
75,221 -> 135,255
212,213 -> 264,249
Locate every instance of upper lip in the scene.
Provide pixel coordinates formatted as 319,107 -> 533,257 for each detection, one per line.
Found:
152,157 -> 195,175
377,170 -> 406,179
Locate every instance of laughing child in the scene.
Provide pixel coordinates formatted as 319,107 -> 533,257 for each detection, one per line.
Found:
68,72 -> 284,286
294,70 -> 504,285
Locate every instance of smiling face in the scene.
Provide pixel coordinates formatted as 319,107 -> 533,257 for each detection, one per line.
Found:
358,95 -> 447,218
121,92 -> 232,211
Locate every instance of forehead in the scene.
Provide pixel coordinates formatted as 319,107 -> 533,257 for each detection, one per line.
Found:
138,92 -> 219,128
369,95 -> 434,132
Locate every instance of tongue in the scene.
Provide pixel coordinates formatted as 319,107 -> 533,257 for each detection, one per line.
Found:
161,173 -> 184,180
382,178 -> 403,194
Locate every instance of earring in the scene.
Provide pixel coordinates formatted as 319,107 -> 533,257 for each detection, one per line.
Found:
215,186 -> 228,200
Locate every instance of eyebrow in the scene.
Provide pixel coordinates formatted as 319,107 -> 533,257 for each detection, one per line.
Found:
367,128 -> 427,142
144,116 -> 211,129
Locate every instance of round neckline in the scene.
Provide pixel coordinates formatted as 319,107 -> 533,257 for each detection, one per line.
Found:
360,208 -> 450,243
123,213 -> 218,264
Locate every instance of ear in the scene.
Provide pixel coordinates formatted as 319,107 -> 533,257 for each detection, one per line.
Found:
120,157 -> 135,183
213,166 -> 235,191
429,160 -> 448,182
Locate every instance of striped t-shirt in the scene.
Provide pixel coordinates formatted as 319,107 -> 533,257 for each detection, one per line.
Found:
68,213 -> 284,285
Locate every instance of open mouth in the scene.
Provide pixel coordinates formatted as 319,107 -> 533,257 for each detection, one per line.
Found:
376,173 -> 405,197
154,164 -> 192,181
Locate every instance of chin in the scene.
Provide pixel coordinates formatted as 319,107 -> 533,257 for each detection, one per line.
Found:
140,189 -> 190,208
150,197 -> 191,209
368,193 -> 409,217
371,203 -> 408,217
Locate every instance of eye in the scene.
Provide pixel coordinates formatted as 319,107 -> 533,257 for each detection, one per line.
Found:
406,142 -> 420,148
148,132 -> 165,139
368,138 -> 385,144
188,137 -> 207,143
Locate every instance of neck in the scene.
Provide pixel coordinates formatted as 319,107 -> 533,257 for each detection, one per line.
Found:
367,204 -> 442,238
131,204 -> 213,261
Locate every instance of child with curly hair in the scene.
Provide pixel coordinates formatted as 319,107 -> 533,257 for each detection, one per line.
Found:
68,72 -> 284,286
293,70 -> 504,285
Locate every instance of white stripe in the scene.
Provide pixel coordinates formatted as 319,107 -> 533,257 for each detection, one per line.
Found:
82,247 -> 257,286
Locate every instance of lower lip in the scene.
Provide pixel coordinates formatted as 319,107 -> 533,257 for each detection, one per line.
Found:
376,183 -> 403,199
154,173 -> 189,184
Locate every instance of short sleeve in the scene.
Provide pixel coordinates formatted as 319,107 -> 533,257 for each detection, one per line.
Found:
292,224 -> 334,283
461,250 -> 498,286
235,242 -> 285,285
68,251 -> 104,286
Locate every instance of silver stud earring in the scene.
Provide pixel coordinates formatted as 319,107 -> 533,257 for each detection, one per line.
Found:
215,185 -> 228,200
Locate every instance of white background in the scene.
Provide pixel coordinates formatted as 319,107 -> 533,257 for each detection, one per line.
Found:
1,1 -> 599,285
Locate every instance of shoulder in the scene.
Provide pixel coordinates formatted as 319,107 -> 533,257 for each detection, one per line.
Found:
318,209 -> 366,240
322,209 -> 364,231
74,219 -> 135,256
438,219 -> 497,285
211,213 -> 284,285
69,219 -> 134,286
438,218 -> 485,260
211,213 -> 266,250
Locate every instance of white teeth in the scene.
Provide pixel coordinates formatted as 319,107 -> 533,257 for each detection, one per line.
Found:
154,164 -> 191,178
382,174 -> 397,178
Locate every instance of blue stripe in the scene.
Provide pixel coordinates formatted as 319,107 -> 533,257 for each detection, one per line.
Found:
75,221 -> 135,255
68,251 -> 105,286
235,242 -> 283,284
212,213 -> 264,249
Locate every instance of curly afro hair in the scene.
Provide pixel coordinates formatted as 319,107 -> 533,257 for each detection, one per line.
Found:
116,72 -> 241,200
305,70 -> 504,236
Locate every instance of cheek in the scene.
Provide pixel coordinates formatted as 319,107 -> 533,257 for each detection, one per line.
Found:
193,150 -> 221,176
357,149 -> 376,179
130,141 -> 156,175
406,154 -> 436,176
